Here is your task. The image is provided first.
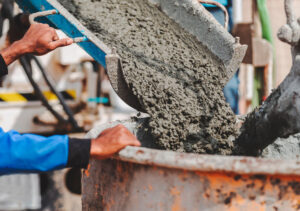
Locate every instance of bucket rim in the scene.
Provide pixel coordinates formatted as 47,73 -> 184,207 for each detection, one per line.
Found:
115,146 -> 300,176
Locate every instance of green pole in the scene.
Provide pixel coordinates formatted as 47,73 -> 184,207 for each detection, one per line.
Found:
252,0 -> 275,107
256,0 -> 273,44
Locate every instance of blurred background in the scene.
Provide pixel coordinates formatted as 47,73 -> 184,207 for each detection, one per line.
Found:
237,0 -> 299,114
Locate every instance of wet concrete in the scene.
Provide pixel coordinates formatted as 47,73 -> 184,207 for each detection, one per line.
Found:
262,134 -> 300,160
61,0 -> 237,154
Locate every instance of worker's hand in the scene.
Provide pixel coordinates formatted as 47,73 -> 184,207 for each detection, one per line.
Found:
90,124 -> 141,160
20,23 -> 73,55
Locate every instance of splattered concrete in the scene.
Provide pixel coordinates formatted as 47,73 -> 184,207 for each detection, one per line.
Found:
262,134 -> 300,160
60,0 -> 237,154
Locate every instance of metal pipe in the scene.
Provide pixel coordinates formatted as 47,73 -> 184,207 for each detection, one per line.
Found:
199,0 -> 229,30
29,9 -> 58,25
29,9 -> 88,43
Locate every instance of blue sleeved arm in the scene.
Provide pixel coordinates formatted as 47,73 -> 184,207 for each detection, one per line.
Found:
0,127 -> 69,175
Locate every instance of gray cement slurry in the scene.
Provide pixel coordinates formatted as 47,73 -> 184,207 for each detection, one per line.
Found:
61,0 -> 237,154
262,134 -> 300,160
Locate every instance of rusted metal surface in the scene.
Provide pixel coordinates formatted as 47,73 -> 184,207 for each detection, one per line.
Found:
116,146 -> 300,176
82,158 -> 300,211
82,118 -> 300,211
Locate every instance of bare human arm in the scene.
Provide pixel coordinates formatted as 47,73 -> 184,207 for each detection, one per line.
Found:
1,23 -> 73,65
0,22 -> 141,163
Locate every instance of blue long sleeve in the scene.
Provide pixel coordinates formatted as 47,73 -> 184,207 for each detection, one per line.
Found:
0,55 -> 90,175
0,127 -> 69,175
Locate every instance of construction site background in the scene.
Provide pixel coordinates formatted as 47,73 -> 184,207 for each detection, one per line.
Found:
238,0 -> 300,114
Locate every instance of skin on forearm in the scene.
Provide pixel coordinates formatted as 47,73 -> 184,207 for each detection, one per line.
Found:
0,23 -> 74,66
0,40 -> 29,65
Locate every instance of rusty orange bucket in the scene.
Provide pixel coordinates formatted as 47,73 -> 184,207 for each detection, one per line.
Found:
82,118 -> 300,211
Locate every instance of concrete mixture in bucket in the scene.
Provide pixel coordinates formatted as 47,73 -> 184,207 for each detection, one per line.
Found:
60,0 -> 237,155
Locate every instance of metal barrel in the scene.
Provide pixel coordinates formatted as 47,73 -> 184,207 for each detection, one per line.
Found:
82,118 -> 300,211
